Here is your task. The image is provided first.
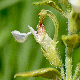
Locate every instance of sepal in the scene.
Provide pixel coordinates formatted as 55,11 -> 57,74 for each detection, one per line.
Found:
14,68 -> 62,80
62,34 -> 80,48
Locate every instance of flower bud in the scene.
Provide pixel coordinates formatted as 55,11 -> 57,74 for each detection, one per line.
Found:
62,34 -> 80,48
28,9 -> 61,67
28,25 -> 61,67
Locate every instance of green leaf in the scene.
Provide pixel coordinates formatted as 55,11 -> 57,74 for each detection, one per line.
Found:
33,0 -> 67,18
14,68 -> 62,80
33,0 -> 60,9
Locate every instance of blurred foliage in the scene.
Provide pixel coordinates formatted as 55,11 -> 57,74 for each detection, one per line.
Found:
0,0 -> 80,80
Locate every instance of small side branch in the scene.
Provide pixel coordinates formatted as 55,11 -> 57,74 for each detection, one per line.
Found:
73,62 -> 80,80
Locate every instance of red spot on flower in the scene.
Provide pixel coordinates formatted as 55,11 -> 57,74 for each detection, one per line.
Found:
39,23 -> 44,27
38,22 -> 45,36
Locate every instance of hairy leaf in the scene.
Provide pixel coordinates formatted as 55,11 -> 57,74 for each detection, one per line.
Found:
14,68 -> 62,80
33,0 -> 67,18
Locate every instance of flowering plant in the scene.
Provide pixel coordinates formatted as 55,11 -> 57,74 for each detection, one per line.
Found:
11,0 -> 80,80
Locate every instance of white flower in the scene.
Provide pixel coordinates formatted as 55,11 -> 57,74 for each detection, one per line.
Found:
69,0 -> 80,13
28,25 -> 38,38
11,30 -> 31,43
11,25 -> 45,43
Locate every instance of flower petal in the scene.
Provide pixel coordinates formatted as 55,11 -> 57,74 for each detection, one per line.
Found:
28,25 -> 38,38
28,25 -> 46,42
11,30 -> 31,43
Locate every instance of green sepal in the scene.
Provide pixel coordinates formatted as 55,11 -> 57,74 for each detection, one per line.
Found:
62,34 -> 80,48
35,9 -> 61,67
40,33 -> 61,67
37,31 -> 61,67
47,12 -> 59,41
14,68 -> 62,80
41,46 -> 61,67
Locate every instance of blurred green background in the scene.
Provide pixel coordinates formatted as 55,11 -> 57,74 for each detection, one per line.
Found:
0,0 -> 80,80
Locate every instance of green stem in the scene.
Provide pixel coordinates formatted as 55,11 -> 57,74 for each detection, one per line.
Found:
66,47 -> 72,80
61,65 -> 66,80
66,3 -> 70,17
73,62 -> 80,80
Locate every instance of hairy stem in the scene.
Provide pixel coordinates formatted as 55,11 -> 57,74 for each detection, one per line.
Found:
66,47 -> 72,80
61,65 -> 66,80
73,62 -> 80,80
